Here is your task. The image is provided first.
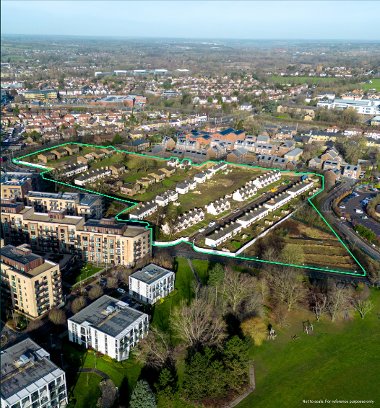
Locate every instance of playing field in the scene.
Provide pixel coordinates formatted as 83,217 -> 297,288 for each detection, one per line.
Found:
238,289 -> 380,408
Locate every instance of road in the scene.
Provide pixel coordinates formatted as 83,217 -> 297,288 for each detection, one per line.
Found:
320,181 -> 380,262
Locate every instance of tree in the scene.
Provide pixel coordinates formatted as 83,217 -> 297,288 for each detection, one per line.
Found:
88,285 -> 104,300
310,291 -> 327,321
170,293 -> 226,349
97,379 -> 117,408
326,284 -> 352,322
352,299 -> 373,319
222,336 -> 249,391
265,267 -> 307,311
71,296 -> 87,314
107,277 -> 118,289
241,317 -> 267,346
182,348 -> 227,401
221,269 -> 262,318
48,308 -> 66,326
112,133 -> 123,145
155,368 -> 176,397
130,380 -> 156,408
181,93 -> 192,106
134,327 -> 172,369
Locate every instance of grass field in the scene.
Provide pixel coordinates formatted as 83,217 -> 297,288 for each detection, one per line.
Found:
69,372 -> 102,408
238,289 -> 380,408
151,257 -> 196,333
361,78 -> 380,91
269,75 -> 347,85
64,342 -> 142,407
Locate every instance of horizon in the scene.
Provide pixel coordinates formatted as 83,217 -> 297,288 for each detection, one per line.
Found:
2,1 -> 380,41
2,33 -> 380,43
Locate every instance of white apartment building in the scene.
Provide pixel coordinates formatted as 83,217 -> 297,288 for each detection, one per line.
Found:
1,338 -> 68,408
68,295 -> 149,362
129,263 -> 175,304
317,98 -> 380,115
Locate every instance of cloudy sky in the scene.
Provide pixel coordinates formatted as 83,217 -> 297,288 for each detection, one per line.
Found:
2,1 -> 380,40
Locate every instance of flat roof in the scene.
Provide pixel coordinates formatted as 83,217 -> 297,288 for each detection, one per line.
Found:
130,263 -> 173,285
1,338 -> 63,402
69,295 -> 146,338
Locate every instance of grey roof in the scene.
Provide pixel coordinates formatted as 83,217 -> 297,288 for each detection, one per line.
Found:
0,244 -> 41,266
1,338 -> 63,401
69,295 -> 146,337
207,222 -> 241,241
130,263 -> 173,285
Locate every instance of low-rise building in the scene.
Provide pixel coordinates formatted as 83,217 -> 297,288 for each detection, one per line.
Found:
129,263 -> 175,304
155,190 -> 178,206
342,164 -> 361,179
129,201 -> 158,220
0,338 -> 68,408
57,163 -> 88,178
284,147 -> 303,161
68,295 -> 149,361
205,222 -> 242,247
74,167 -> 112,186
206,197 -> 231,215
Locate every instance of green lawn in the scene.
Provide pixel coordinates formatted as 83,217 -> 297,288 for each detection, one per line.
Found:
269,75 -> 350,85
69,373 -> 102,408
191,259 -> 209,285
151,257 -> 195,333
74,264 -> 103,284
361,78 -> 380,91
238,290 -> 380,408
63,342 -> 142,406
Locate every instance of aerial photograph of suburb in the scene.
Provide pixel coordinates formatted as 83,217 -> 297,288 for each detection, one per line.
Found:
0,1 -> 379,407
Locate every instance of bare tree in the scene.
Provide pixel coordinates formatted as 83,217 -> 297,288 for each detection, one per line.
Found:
134,326 -> 172,369
265,267 -> 307,311
107,277 -> 118,289
88,284 -> 104,300
71,296 -> 87,314
48,308 -> 66,326
97,379 -> 117,408
310,292 -> 328,321
221,269 -> 262,318
327,285 -> 352,322
170,291 -> 226,349
352,299 -> 373,319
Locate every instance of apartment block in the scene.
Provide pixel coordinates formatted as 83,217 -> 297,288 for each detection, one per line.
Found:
26,191 -> 103,219
68,295 -> 149,361
129,263 -> 175,304
1,206 -> 151,267
1,173 -> 33,200
0,244 -> 63,319
1,338 -> 68,408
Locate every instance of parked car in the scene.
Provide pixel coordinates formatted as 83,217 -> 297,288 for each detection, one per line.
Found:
355,209 -> 363,214
117,288 -> 126,294
208,221 -> 216,227
198,228 -> 205,233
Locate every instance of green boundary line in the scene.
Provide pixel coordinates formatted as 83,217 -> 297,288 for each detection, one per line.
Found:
12,142 -> 367,277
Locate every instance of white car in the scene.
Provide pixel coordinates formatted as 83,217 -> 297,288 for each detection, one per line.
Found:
208,221 -> 216,227
355,209 -> 363,214
117,288 -> 126,294
199,228 -> 205,233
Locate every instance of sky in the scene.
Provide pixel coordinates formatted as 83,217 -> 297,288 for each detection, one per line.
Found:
2,1 -> 380,41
